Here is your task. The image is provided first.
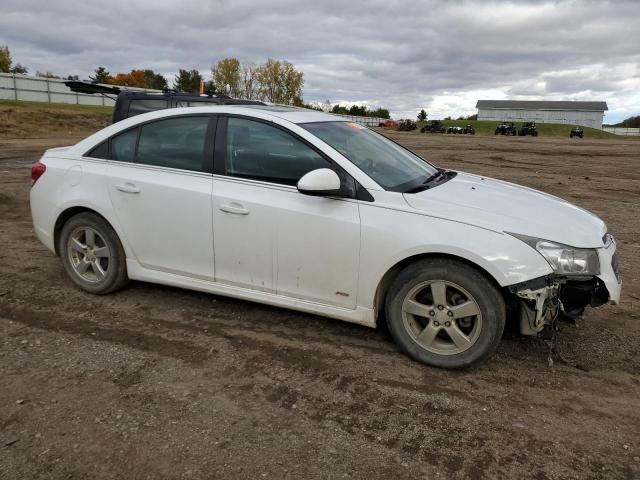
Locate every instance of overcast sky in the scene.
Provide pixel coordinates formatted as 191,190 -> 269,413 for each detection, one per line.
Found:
2,0 -> 639,122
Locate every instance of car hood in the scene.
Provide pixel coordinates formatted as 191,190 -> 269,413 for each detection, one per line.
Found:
403,172 -> 606,248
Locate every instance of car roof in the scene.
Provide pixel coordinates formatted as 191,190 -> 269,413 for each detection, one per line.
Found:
166,104 -> 344,124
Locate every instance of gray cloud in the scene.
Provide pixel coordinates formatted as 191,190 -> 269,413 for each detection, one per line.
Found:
1,0 -> 639,121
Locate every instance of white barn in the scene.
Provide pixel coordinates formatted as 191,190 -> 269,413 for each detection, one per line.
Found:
476,100 -> 608,129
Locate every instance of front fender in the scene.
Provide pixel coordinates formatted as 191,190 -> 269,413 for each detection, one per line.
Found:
356,203 -> 553,309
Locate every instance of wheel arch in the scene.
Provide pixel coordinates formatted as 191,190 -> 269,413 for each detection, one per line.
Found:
373,252 -> 505,324
53,206 -> 125,256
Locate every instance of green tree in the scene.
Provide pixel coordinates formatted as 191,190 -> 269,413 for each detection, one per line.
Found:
211,58 -> 241,97
615,115 -> 640,128
370,108 -> 390,119
330,104 -> 390,119
66,75 -> 79,80
173,69 -> 202,94
90,67 -> 111,83
143,69 -> 168,90
417,109 -> 427,122
0,45 -> 12,73
10,64 -> 28,74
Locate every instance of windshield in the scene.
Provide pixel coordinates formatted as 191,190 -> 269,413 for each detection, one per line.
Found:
301,121 -> 438,192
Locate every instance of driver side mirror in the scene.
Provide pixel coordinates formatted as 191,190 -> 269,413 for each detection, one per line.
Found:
297,168 -> 342,197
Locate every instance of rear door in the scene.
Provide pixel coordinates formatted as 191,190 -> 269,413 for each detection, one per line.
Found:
106,115 -> 216,280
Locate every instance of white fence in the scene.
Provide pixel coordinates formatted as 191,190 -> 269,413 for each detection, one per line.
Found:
333,115 -> 390,127
602,127 -> 640,136
0,73 -> 157,107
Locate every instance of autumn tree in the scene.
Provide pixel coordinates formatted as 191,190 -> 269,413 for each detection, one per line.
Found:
239,62 -> 259,100
0,46 -> 12,73
255,59 -> 303,105
0,46 -> 29,75
173,69 -> 202,94
110,69 -> 147,88
90,66 -> 111,83
211,58 -> 241,97
143,69 -> 168,90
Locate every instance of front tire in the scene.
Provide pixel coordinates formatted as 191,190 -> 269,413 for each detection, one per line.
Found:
385,259 -> 505,369
58,212 -> 129,294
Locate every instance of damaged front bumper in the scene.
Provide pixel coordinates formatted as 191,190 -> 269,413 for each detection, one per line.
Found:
508,237 -> 621,335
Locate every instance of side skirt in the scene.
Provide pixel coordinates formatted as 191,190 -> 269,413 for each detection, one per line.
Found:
126,259 -> 376,328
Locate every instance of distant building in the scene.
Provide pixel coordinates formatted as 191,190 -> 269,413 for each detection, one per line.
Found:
476,100 -> 608,128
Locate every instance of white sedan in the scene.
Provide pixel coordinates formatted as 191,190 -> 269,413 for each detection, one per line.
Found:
30,105 -> 621,368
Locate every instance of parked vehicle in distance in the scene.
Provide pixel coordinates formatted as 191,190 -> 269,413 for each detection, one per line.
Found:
463,124 -> 476,135
420,120 -> 446,134
519,121 -> 538,136
570,126 -> 584,138
379,120 -> 399,128
30,105 -> 621,369
447,126 -> 463,134
396,119 -> 417,131
495,122 -> 517,135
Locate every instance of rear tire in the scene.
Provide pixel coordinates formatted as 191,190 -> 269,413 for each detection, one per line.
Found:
385,258 -> 505,369
58,212 -> 129,295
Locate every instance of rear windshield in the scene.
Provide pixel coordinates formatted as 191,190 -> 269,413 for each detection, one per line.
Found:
127,99 -> 169,117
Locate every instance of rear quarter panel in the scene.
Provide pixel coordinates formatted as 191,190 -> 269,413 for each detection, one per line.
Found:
30,154 -> 131,257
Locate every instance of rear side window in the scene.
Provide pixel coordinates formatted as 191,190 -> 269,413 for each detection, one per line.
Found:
111,128 -> 138,162
87,141 -> 109,159
127,99 -> 168,117
136,116 -> 209,171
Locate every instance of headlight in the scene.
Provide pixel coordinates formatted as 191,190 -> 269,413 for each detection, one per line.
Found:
508,233 -> 600,275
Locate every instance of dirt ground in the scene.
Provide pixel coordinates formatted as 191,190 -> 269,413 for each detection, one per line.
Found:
1,131 -> 639,480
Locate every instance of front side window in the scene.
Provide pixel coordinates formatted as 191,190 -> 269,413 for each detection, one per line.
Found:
225,117 -> 330,185
111,128 -> 138,163
136,116 -> 209,171
301,122 -> 438,192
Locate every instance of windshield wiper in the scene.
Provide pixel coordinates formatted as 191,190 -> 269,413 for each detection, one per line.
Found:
404,169 -> 447,193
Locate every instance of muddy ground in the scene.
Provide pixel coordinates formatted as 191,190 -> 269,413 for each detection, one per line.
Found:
1,132 -> 639,479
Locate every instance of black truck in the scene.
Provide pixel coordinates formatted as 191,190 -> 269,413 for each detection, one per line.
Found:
64,80 -> 264,123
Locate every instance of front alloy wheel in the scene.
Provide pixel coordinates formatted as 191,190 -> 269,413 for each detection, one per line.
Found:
402,280 -> 482,355
385,258 -> 505,369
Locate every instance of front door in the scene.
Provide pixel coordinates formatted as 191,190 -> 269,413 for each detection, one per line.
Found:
212,116 -> 361,308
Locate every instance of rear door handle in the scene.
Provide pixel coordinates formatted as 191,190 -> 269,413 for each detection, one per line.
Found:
219,202 -> 249,215
115,182 -> 140,194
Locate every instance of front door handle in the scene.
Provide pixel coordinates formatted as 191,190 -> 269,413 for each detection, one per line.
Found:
219,202 -> 249,215
115,182 -> 140,194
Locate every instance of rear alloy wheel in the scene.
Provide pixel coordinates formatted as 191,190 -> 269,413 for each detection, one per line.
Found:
67,226 -> 111,283
59,212 -> 128,294
385,259 -> 505,369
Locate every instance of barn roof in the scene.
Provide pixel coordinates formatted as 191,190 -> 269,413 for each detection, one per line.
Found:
476,100 -> 608,111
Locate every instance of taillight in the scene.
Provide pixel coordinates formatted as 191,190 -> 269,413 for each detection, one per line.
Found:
31,162 -> 46,185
